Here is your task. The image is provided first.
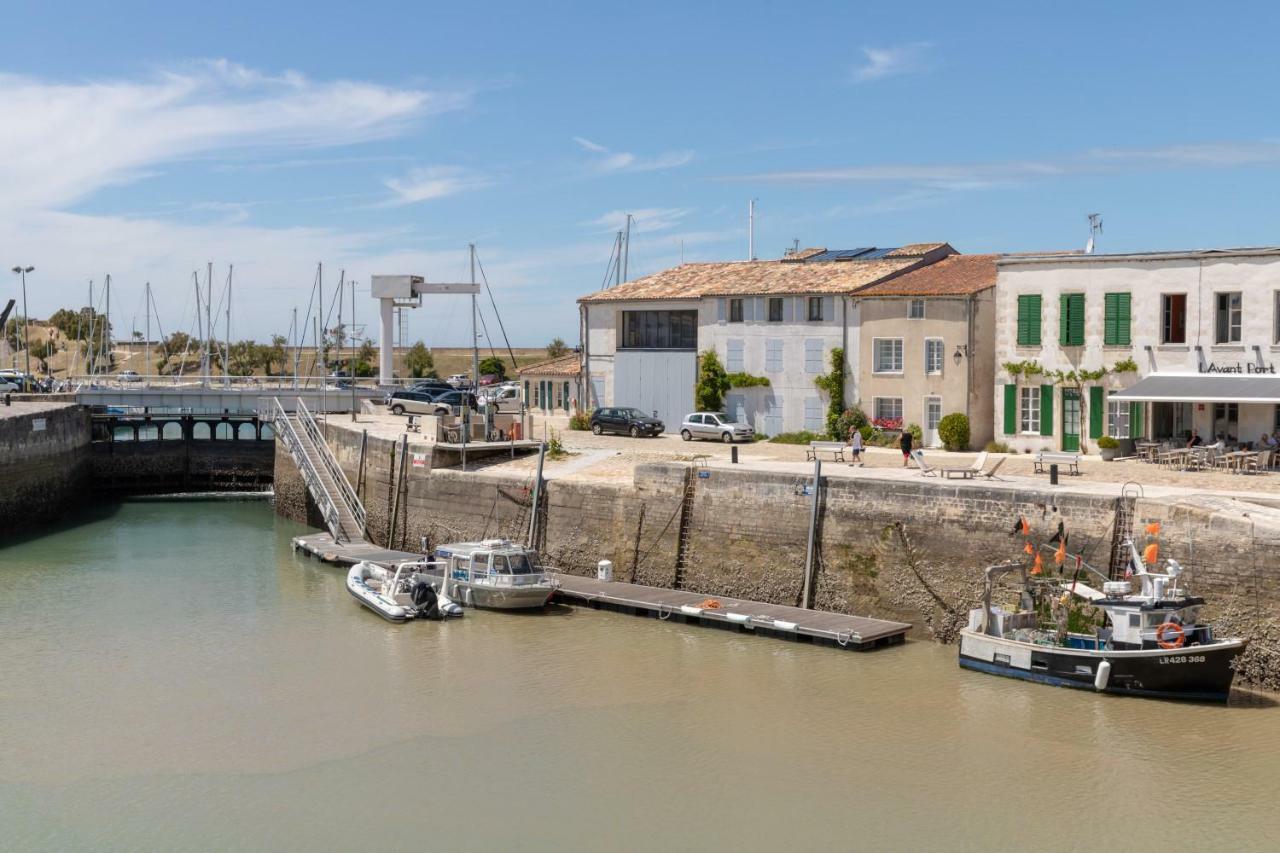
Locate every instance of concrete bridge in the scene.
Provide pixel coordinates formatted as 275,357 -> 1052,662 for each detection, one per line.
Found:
72,382 -> 381,415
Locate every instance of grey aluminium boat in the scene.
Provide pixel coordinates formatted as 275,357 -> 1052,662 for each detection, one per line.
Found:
430,539 -> 558,610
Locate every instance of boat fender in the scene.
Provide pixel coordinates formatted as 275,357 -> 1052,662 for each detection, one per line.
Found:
773,620 -> 798,632
679,605 -> 703,617
1094,660 -> 1112,691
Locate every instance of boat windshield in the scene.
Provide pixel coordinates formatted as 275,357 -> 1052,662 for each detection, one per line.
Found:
490,553 -> 537,575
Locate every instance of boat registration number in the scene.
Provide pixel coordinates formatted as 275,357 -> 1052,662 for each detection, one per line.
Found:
1158,655 -> 1206,665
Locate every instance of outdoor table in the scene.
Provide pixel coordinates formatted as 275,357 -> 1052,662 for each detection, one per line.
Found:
1222,450 -> 1254,473
1136,442 -> 1161,462
1160,448 -> 1194,470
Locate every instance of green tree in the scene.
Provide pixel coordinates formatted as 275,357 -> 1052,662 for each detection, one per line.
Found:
358,339 -> 376,365
165,331 -> 193,355
228,340 -> 258,375
546,337 -> 568,358
695,350 -> 731,411
814,347 -> 846,440
259,335 -> 287,375
405,341 -> 434,378
478,355 -> 507,381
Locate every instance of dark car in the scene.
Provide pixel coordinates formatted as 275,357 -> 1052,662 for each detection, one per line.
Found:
589,407 -> 664,438
409,379 -> 453,394
428,390 -> 479,414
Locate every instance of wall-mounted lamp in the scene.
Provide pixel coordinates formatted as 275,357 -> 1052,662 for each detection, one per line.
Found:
952,345 -> 969,366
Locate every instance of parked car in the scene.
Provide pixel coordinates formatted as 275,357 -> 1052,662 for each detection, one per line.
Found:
118,370 -> 142,382
409,379 -> 453,393
480,384 -> 522,413
446,373 -> 470,388
386,390 -> 441,416
428,390 -> 479,414
0,378 -> 20,393
589,407 -> 664,437
680,412 -> 755,443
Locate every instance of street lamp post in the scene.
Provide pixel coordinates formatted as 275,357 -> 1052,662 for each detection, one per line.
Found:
10,266 -> 34,386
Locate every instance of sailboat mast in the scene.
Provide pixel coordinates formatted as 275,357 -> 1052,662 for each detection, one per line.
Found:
470,243 -> 479,391
622,214 -> 632,282
225,265 -> 232,383
145,282 -> 151,379
105,274 -> 111,374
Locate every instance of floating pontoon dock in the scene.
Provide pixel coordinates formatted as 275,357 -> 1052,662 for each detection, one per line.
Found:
292,532 -> 910,652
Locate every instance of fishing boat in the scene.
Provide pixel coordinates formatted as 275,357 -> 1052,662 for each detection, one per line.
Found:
958,539 -> 1246,702
346,561 -> 463,623
429,539 -> 558,610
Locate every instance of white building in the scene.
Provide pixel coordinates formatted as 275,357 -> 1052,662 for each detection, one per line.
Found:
577,244 -> 955,433
994,246 -> 1280,453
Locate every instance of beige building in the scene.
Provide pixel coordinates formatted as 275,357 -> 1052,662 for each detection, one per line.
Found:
516,353 -> 584,414
855,254 -> 997,448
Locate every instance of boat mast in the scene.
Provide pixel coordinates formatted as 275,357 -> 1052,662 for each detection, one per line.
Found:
104,274 -> 111,374
225,265 -> 232,384
471,243 -> 479,390
622,214 -> 632,282
145,282 -> 151,380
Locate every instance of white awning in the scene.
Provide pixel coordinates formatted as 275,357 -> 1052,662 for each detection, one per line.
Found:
1109,374 -> 1280,403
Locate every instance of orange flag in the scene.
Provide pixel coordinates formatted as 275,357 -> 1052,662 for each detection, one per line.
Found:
1145,522 -> 1162,536
1031,552 -> 1044,575
1020,517 -> 1031,536
1143,543 -> 1159,565
1054,540 -> 1066,565
1024,541 -> 1035,555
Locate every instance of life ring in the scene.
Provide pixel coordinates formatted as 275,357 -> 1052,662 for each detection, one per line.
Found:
1155,621 -> 1186,650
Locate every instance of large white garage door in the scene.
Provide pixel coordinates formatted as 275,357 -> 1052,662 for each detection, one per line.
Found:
614,351 -> 696,427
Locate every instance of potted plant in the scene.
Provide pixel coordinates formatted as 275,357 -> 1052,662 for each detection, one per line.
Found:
1096,435 -> 1119,461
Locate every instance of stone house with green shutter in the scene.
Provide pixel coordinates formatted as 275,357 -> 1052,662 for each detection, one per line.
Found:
994,247 -> 1280,454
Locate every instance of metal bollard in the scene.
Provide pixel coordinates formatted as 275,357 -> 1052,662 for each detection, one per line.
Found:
731,445 -> 738,464
3,392 -> 9,406
1049,463 -> 1059,486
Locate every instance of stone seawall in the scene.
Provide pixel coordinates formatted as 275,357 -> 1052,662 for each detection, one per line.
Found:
0,404 -> 92,526
275,424 -> 1280,689
92,440 -> 274,494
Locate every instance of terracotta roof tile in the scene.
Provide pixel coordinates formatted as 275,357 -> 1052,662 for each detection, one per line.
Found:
580,257 -> 928,302
515,353 -> 582,377
856,253 -> 996,297
885,242 -> 952,258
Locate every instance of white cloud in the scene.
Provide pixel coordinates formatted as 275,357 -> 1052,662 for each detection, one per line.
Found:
852,42 -> 934,83
0,60 -> 461,211
587,207 -> 692,233
382,166 -> 493,205
572,137 -> 693,173
727,140 -> 1280,193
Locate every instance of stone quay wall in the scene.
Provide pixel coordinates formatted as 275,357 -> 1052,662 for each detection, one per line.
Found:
0,404 -> 92,526
275,424 -> 1280,690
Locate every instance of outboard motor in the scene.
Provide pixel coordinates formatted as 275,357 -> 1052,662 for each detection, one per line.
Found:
409,576 -> 441,620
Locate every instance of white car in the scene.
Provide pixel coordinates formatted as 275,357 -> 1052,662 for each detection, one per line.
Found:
118,370 -> 142,382
680,412 -> 755,443
480,385 -> 522,413
446,373 -> 470,387
0,378 -> 20,393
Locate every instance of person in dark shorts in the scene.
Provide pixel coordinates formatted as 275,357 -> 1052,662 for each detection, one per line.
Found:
900,428 -> 913,467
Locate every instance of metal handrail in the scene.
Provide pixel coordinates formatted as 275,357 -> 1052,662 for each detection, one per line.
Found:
272,397 -> 345,542
295,397 -> 368,536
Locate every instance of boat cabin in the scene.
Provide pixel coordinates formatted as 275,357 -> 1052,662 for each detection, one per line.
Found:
436,539 -> 545,587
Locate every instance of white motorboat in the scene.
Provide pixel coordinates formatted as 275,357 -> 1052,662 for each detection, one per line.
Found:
346,561 -> 463,623
428,539 -> 559,610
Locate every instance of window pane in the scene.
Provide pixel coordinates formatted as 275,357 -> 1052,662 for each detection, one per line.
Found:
769,298 -> 783,322
730,299 -> 743,322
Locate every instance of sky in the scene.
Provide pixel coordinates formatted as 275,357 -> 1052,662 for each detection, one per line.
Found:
4,1 -> 1280,348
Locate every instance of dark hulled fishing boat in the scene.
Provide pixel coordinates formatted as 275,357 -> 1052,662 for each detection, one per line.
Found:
959,540 -> 1246,702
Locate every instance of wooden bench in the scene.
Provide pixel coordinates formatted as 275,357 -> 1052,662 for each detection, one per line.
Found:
1033,451 -> 1081,476
807,441 -> 846,462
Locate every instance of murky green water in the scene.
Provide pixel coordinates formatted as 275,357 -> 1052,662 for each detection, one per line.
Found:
1,499 -> 1278,851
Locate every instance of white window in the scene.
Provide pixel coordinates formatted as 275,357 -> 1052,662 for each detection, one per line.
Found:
726,339 -> 744,372
804,338 -> 823,373
804,397 -> 823,431
1020,386 -> 1040,434
924,338 -> 944,375
1107,399 -> 1130,439
873,338 -> 903,373
874,397 -> 903,422
908,299 -> 925,319
1215,291 -> 1242,343
765,338 -> 783,372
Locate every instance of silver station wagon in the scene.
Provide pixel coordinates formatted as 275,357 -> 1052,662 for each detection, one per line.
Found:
680,412 -> 754,443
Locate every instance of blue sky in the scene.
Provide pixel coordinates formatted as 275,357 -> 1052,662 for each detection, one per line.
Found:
4,1 -> 1280,347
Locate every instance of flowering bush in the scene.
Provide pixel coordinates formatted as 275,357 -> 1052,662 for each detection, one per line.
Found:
871,417 -> 903,431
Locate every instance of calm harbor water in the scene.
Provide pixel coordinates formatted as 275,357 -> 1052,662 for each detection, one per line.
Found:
2,499 -> 1278,851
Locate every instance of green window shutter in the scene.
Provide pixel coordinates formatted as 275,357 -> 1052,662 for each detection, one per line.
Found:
1089,386 -> 1104,439
1130,401 -> 1144,439
1040,384 -> 1055,436
1116,293 -> 1131,345
1003,384 -> 1017,434
1059,294 -> 1070,345
1103,294 -> 1118,345
1017,295 -> 1041,345
1067,294 -> 1085,345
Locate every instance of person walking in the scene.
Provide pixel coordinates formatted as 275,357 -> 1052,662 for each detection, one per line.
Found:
848,425 -> 864,466
900,428 -> 913,467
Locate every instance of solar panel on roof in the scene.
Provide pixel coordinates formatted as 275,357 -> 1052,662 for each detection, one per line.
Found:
858,247 -> 897,259
807,247 -> 873,262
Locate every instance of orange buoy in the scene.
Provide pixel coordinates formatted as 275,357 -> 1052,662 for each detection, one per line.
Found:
1156,621 -> 1186,649
1054,540 -> 1066,565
